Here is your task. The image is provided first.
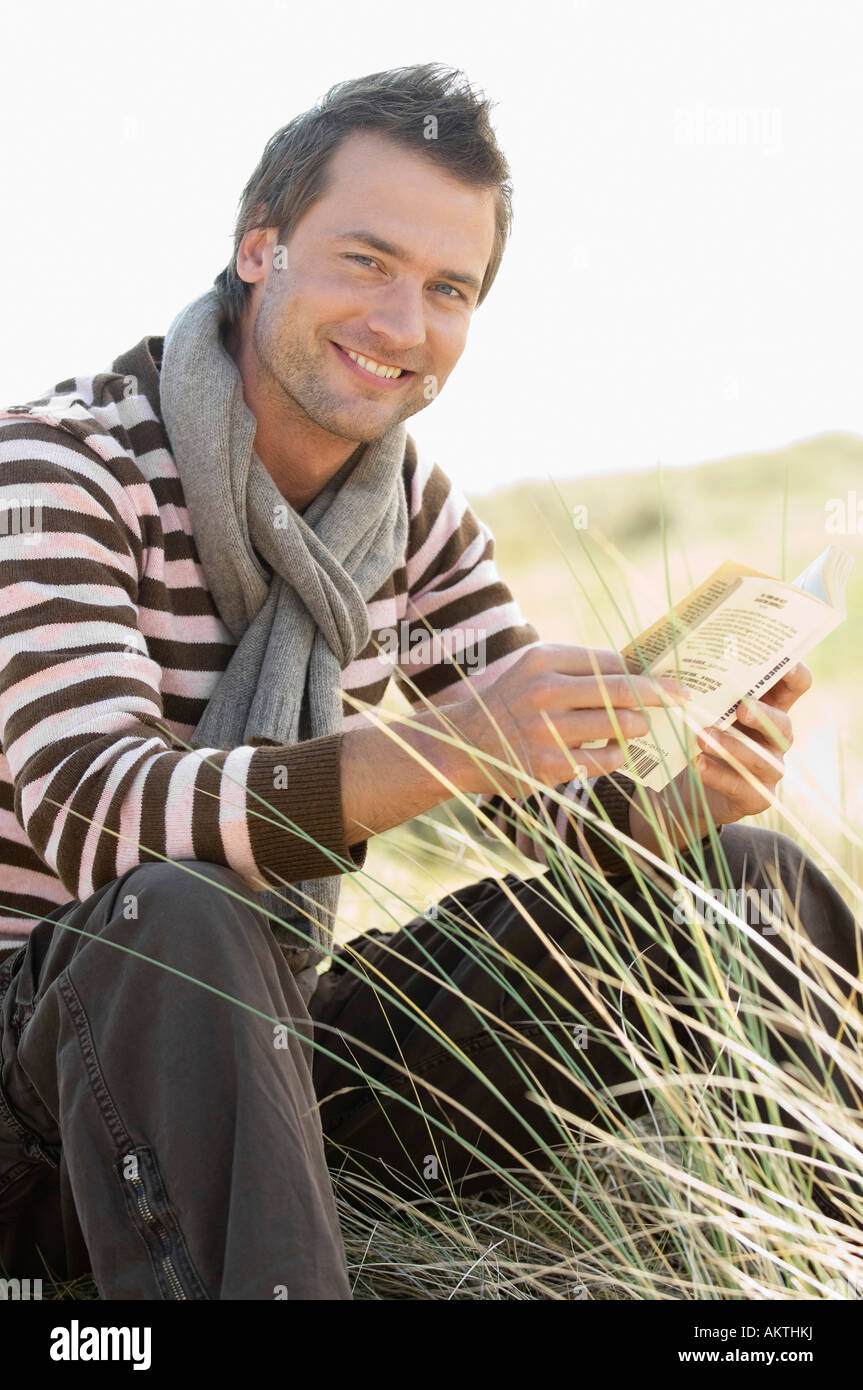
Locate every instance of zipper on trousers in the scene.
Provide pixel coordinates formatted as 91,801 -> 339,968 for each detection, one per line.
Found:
127,1171 -> 188,1300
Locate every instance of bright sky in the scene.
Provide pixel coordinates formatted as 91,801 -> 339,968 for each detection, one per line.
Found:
2,0 -> 859,494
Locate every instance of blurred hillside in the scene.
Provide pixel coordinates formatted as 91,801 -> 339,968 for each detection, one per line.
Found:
336,433 -> 863,942
476,431 -> 863,665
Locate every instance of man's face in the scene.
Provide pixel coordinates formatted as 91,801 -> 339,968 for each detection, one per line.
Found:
244,131 -> 497,443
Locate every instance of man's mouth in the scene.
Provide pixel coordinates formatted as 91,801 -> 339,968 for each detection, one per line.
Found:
331,341 -> 413,385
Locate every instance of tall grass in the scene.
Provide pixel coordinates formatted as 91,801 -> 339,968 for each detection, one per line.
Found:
17,442 -> 863,1301
33,687 -> 863,1302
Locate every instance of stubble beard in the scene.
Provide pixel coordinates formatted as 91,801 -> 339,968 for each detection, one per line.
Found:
252,285 -> 426,445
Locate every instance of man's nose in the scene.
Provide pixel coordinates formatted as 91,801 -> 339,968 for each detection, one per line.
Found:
364,281 -> 427,352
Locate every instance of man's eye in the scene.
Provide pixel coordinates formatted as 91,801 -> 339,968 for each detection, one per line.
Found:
346,258 -> 463,300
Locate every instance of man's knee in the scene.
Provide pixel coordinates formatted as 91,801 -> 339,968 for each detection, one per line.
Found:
709,823 -> 859,972
84,858 -> 275,977
711,824 -> 810,896
119,857 -> 256,912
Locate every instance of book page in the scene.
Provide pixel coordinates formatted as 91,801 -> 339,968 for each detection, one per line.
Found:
615,548 -> 850,791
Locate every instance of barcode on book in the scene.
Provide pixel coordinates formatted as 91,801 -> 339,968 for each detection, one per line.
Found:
625,746 -> 661,780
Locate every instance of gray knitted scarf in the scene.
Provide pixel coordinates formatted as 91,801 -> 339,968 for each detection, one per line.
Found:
158,287 -> 408,993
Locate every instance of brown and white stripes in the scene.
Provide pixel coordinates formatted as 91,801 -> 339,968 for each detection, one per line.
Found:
0,334 -> 630,952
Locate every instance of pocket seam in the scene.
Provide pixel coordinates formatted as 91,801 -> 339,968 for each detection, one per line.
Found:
58,970 -> 209,1299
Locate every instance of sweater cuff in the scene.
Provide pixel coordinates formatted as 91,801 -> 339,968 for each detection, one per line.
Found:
246,733 -> 367,886
578,773 -> 635,874
579,772 -> 723,875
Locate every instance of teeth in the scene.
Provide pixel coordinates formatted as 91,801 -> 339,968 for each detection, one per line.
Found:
345,348 -> 403,379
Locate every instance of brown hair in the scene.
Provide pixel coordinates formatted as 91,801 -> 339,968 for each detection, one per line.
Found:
213,64 -> 513,332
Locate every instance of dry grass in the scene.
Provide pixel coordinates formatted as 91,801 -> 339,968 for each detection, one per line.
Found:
32,434 -> 863,1300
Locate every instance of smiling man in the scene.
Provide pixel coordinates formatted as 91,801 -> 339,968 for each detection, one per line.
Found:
0,65 -> 859,1301
222,129 -> 494,499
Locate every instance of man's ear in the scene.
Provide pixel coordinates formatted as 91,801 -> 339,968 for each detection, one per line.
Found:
235,226 -> 280,286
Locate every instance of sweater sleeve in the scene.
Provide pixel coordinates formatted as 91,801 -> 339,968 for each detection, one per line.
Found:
394,455 -> 638,876
0,418 -> 364,905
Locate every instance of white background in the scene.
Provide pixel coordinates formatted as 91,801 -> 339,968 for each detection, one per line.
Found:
1,0 -> 860,493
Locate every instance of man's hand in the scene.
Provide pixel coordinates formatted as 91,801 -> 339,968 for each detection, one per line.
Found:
629,662 -> 813,855
447,643 -> 691,797
340,643 -> 690,847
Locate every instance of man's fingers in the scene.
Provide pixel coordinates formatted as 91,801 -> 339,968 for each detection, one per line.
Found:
528,644 -> 677,682
735,700 -> 793,752
538,645 -> 630,677
696,753 -> 774,805
758,661 -> 813,713
553,707 -> 651,744
540,671 -> 690,712
697,727 -> 782,784
573,739 -> 629,778
496,736 -> 629,788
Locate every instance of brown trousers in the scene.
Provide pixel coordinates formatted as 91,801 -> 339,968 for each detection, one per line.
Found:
0,825 -> 859,1299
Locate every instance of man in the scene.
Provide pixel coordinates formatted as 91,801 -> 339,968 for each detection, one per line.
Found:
0,65 -> 858,1300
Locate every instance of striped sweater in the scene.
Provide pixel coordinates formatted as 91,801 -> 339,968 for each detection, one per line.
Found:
0,331 -> 633,963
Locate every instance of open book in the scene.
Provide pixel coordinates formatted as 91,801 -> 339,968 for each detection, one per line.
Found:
613,545 -> 853,793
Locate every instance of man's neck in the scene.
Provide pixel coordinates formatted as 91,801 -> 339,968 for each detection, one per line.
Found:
224,321 -> 359,513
